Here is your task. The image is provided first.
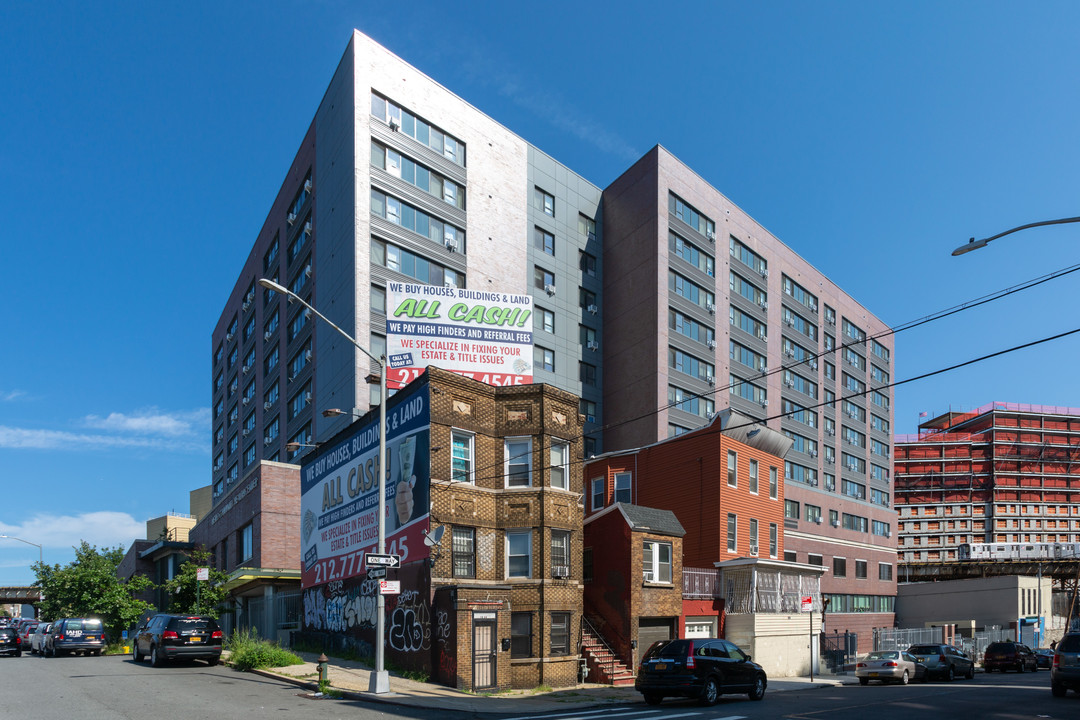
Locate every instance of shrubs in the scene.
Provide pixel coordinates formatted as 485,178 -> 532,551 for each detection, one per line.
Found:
226,628 -> 304,671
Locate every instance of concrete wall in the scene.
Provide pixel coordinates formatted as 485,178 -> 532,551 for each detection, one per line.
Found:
725,612 -> 822,678
896,575 -> 1052,630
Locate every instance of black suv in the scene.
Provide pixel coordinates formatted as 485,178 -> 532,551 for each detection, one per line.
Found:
1051,632 -> 1080,697
0,627 -> 21,657
635,638 -> 767,705
132,614 -> 222,667
983,641 -> 1038,673
44,618 -> 105,657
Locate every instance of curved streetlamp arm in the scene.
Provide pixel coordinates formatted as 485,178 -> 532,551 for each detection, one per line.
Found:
0,534 -> 42,563
953,216 -> 1080,256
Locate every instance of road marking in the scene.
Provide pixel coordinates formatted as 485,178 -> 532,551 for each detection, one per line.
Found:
501,710 -> 662,720
657,713 -> 705,719
707,716 -> 747,720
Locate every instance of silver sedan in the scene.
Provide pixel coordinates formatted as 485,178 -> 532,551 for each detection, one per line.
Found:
856,650 -> 923,685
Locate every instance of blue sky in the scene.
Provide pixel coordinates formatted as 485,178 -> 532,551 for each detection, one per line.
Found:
3,1 -> 1080,585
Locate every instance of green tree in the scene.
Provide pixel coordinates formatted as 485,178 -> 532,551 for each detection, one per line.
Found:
32,541 -> 154,641
163,548 -> 229,617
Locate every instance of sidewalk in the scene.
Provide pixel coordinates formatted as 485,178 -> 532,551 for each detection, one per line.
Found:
244,651 -> 859,714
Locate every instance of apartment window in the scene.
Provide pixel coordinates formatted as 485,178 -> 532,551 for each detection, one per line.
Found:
825,361 -> 835,380
289,340 -> 311,378
264,346 -> 279,376
265,417 -> 280,445
727,450 -> 738,487
227,375 -> 238,399
243,316 -> 255,344
551,529 -> 571,578
213,478 -> 224,497
872,340 -> 890,362
511,613 -> 532,658
670,193 -> 715,238
371,93 -> 466,165
671,271 -> 716,309
872,520 -> 891,537
732,271 -> 769,306
289,309 -> 309,342
748,459 -> 759,494
830,509 -> 839,527
370,239 -> 465,288
670,347 -> 715,383
769,523 -> 778,558
370,141 -> 465,208
643,540 -> 673,583
842,479 -> 866,500
580,399 -> 597,423
505,438 -> 532,487
580,287 -> 597,310
243,411 -> 255,434
507,530 -> 532,578
614,472 -> 631,503
289,381 -> 311,420
804,504 -> 822,523
843,319 -> 866,343
214,426 -> 224,446
579,213 -> 596,239
244,444 -> 256,467
843,513 -> 869,532
579,251 -> 597,278
451,430 -> 474,483
872,415 -> 890,433
534,266 -> 555,293
580,362 -> 597,386
833,557 -> 847,577
228,405 -> 238,427
749,519 -> 759,556
782,275 -> 818,312
591,477 -> 604,511
879,563 -> 893,581
550,612 -> 571,656
240,524 -> 253,563
534,346 -> 554,372
370,189 -> 466,251
727,514 -> 737,552
785,499 -> 800,519
770,467 -> 778,499
264,235 -> 279,272
535,187 -> 554,216
536,307 -> 554,334
287,423 -> 311,460
264,380 -> 279,409
263,272 -> 279,306
549,440 -> 570,490
855,560 -> 868,579
807,554 -> 823,567
452,527 -> 475,578
671,231 -> 715,275
534,226 -> 554,256
580,324 -> 597,350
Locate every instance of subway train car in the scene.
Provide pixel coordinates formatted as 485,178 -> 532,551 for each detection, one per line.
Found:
958,542 -> 1080,561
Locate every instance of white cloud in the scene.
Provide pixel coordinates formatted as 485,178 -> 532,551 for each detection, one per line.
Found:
83,408 -> 210,437
0,407 -> 210,453
1,512 -> 146,554
1,390 -> 26,401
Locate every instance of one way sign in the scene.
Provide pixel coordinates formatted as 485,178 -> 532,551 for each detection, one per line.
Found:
365,553 -> 401,568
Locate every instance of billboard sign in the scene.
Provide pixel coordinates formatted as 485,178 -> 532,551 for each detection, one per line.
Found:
385,282 -> 533,389
299,382 -> 431,588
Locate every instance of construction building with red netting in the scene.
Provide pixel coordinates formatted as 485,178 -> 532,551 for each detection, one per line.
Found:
894,402 -> 1080,563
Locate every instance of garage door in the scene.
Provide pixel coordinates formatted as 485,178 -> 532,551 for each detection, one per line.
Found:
637,618 -> 675,666
685,618 -> 716,638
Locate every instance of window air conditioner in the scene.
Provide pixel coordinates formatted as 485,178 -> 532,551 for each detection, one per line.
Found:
552,565 -> 570,579
304,391 -> 312,403
304,350 -> 312,361
304,179 -> 312,194
760,399 -> 769,407
587,340 -> 599,351
287,212 -> 297,226
706,229 -> 716,241
445,239 -> 458,252
303,221 -> 312,236
242,300 -> 251,312
706,375 -> 716,386
545,284 -> 556,295
706,302 -> 716,313
226,333 -> 234,343
707,340 -> 717,350
242,397 -> 250,406
264,331 -> 272,341
587,303 -> 598,314
759,301 -> 768,310
264,436 -> 273,445
760,335 -> 768,343
242,365 -> 250,374
761,269 -> 769,279
304,265 -> 312,278
242,429 -> 250,437
832,520 -> 840,528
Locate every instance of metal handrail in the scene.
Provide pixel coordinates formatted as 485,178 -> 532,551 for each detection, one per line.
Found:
581,615 -> 619,685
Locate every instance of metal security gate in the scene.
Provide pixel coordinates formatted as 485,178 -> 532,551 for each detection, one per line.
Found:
637,618 -> 675,667
472,612 -> 497,690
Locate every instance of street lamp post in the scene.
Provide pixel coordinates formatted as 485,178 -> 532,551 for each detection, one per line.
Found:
257,278 -> 390,694
951,216 -> 1080,256
0,535 -> 42,566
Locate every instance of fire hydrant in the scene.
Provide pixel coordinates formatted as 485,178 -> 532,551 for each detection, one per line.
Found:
317,654 -> 329,686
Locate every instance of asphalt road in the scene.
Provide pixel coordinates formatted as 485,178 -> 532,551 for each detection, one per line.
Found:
0,652 -> 431,720
2,652 -> 1078,720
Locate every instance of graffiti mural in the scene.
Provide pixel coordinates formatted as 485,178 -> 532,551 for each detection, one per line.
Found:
432,587 -> 458,686
388,589 -> 430,652
303,577 -> 380,632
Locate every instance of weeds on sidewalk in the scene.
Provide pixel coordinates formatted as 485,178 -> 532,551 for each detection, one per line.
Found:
226,628 -> 304,671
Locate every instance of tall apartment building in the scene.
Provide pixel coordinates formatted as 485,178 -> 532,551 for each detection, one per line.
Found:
210,31 -> 896,641
209,31 -> 602,500
895,402 -> 1080,563
600,147 -> 896,643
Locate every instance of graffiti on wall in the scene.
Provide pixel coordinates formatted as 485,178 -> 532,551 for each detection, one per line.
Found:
387,589 -> 430,652
303,577 -> 380,632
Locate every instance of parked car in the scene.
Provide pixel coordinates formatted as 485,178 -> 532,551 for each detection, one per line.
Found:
45,618 -> 105,657
132,614 -> 223,667
1051,632 -> 1080,697
0,627 -> 22,657
29,623 -> 52,655
635,637 -> 767,705
1035,647 -> 1055,669
17,622 -> 38,649
983,641 -> 1038,673
907,644 -> 975,681
856,650 -> 926,685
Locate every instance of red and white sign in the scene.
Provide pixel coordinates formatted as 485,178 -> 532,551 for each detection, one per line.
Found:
379,580 -> 401,595
196,567 -> 209,581
801,596 -> 813,611
385,283 -> 533,389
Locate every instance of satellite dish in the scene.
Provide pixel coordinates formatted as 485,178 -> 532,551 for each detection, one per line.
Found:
423,525 -> 445,547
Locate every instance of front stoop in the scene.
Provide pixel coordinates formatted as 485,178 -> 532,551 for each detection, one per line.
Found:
581,628 -> 635,686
